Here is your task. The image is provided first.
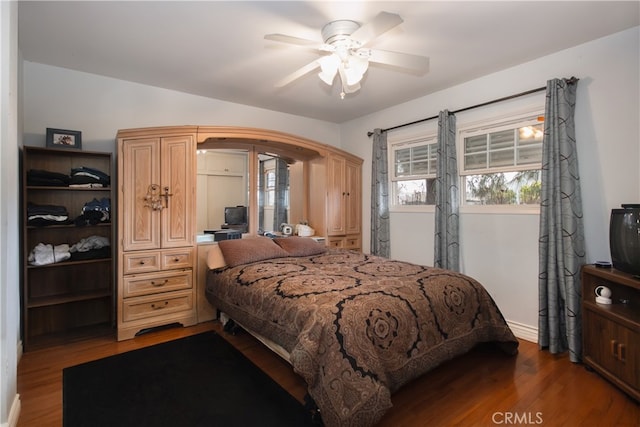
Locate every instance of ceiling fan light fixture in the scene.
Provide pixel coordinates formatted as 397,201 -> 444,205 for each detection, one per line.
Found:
318,71 -> 336,86
344,80 -> 361,93
338,65 -> 361,97
344,68 -> 364,87
319,20 -> 369,97
318,55 -> 340,85
344,55 -> 369,86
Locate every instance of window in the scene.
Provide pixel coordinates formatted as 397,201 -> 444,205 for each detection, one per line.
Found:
387,106 -> 544,210
389,136 -> 437,206
263,169 -> 275,206
459,113 -> 543,206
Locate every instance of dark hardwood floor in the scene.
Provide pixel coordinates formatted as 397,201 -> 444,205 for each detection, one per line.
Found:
16,321 -> 639,426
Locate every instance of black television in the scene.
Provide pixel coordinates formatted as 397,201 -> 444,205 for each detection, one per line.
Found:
224,206 -> 247,226
610,204 -> 640,276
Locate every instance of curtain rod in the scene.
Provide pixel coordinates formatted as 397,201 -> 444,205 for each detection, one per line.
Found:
367,85 -> 552,138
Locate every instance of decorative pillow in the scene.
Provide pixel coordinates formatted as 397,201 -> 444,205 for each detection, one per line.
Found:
217,237 -> 289,267
273,237 -> 327,257
206,244 -> 227,270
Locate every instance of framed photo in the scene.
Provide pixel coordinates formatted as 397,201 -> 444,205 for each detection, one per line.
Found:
46,128 -> 82,149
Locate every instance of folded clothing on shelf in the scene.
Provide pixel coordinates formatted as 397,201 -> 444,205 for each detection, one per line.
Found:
28,243 -> 71,266
70,166 -> 110,188
27,169 -> 70,187
27,202 -> 70,226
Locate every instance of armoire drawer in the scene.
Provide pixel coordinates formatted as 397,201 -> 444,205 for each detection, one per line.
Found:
122,251 -> 161,275
327,237 -> 344,248
122,269 -> 192,298
161,248 -> 194,270
326,235 -> 361,251
123,248 -> 194,275
122,289 -> 194,322
344,235 -> 361,250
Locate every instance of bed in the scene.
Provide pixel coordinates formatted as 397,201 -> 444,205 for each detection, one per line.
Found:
205,237 -> 519,427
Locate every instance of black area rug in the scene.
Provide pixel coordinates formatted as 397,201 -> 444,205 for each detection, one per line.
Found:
63,331 -> 313,427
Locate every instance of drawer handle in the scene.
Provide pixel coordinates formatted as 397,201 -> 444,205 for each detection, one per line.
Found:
610,340 -> 627,362
618,344 -> 626,362
139,260 -> 146,265
174,257 -> 180,262
150,279 -> 169,287
151,301 -> 169,310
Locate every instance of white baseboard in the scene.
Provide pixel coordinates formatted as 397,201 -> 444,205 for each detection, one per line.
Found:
2,340 -> 24,427
507,320 -> 538,343
2,394 -> 20,427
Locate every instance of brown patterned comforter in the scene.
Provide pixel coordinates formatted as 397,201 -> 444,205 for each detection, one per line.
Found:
206,249 -> 518,427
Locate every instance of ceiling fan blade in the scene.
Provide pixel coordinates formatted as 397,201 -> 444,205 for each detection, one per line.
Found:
265,33 -> 324,49
275,60 -> 321,88
350,11 -> 403,46
367,48 -> 430,73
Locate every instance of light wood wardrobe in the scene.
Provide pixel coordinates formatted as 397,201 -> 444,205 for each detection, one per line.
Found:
116,126 -> 362,339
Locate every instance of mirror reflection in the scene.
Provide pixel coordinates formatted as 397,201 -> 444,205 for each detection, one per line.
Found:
258,153 -> 290,234
196,149 -> 249,233
196,146 -> 305,238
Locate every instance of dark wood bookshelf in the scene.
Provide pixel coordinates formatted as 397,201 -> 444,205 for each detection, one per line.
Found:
21,146 -> 115,351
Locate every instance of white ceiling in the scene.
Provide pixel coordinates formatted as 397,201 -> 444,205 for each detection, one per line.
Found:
18,1 -> 640,123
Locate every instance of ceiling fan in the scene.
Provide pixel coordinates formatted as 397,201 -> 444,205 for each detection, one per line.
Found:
265,11 -> 429,99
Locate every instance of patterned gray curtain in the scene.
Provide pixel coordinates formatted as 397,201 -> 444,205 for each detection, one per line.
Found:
538,77 -> 585,363
273,158 -> 289,230
370,129 -> 390,257
434,111 -> 459,271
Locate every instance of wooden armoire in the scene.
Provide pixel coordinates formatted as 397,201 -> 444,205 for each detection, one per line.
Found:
117,128 -> 197,340
116,126 -> 362,339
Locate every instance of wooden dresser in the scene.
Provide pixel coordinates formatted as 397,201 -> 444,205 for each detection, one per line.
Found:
581,264 -> 639,401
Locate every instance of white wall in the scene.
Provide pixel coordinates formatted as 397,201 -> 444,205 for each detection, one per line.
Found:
1,2 -> 21,426
22,62 -> 342,154
341,27 -> 640,333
